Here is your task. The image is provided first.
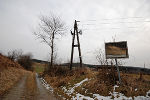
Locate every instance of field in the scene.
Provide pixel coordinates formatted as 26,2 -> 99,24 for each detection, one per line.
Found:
43,66 -> 150,99
0,53 -> 150,99
32,62 -> 45,73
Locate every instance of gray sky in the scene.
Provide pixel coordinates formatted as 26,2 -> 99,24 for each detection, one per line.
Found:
0,0 -> 150,68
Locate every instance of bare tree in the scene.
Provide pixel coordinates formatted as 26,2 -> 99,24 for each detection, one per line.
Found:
18,53 -> 33,71
96,49 -> 108,65
95,48 -> 124,66
34,14 -> 65,68
8,49 -> 23,61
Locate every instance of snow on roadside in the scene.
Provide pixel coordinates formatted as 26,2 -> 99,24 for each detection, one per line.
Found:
71,84 -> 150,100
62,78 -> 88,96
39,76 -> 54,92
68,78 -> 88,94
134,90 -> 150,100
93,94 -> 112,100
36,74 -> 150,100
110,85 -> 132,100
73,93 -> 94,100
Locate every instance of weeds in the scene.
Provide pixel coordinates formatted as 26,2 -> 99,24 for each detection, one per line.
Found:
43,65 -> 150,98
0,54 -> 25,96
24,72 -> 37,99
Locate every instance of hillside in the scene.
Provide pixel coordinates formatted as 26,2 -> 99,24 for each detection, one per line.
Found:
60,63 -> 150,74
0,54 -> 26,96
42,66 -> 150,99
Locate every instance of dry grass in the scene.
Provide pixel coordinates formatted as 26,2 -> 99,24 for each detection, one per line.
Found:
0,54 -> 23,72
32,62 -> 45,74
43,66 -> 94,99
44,66 -> 89,87
77,68 -> 115,96
24,72 -> 37,100
83,69 -> 150,97
43,66 -> 150,98
0,67 -> 26,96
116,73 -> 150,97
0,54 -> 26,96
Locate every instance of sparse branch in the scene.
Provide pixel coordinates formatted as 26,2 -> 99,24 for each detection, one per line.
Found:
96,49 -> 108,65
34,14 -> 66,68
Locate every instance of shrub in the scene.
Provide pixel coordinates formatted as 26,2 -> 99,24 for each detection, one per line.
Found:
97,65 -> 118,85
17,54 -> 33,71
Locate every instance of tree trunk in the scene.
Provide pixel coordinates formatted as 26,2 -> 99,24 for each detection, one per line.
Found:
50,32 -> 54,68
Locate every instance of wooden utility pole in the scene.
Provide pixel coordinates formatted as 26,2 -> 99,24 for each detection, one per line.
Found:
115,58 -> 121,84
70,20 -> 82,70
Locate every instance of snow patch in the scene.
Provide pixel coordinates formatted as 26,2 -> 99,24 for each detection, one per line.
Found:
93,94 -> 111,100
40,77 -> 54,92
73,93 -> 94,100
38,74 -> 150,100
68,78 -> 88,94
71,85 -> 150,100
62,78 -> 88,95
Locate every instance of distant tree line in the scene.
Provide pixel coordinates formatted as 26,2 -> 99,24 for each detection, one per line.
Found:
7,49 -> 33,71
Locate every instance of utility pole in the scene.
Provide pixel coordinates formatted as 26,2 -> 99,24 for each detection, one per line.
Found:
70,20 -> 82,70
115,59 -> 121,84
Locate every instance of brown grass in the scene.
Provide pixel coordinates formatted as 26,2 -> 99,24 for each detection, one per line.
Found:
24,72 -> 37,100
0,54 -> 23,72
0,54 -> 26,96
43,66 -> 95,99
116,73 -> 150,97
82,68 -> 114,96
84,69 -> 150,97
0,67 -> 26,96
44,67 -> 89,87
43,66 -> 150,98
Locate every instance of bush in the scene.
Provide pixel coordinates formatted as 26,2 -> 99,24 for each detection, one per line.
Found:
44,66 -> 88,77
97,65 -> 118,85
7,49 -> 23,61
17,54 -> 33,71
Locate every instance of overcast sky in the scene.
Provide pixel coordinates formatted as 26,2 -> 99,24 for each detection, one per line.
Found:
0,0 -> 150,68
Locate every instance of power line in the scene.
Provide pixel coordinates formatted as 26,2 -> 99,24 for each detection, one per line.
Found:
80,17 -> 148,22
81,21 -> 150,26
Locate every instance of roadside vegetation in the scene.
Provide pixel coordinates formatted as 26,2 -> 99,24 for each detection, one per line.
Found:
42,65 -> 150,99
32,62 -> 45,74
0,54 -> 26,96
7,49 -> 33,71
24,72 -> 38,100
0,53 -> 40,99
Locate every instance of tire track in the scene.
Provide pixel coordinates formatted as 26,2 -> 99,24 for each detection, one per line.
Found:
0,75 -> 27,100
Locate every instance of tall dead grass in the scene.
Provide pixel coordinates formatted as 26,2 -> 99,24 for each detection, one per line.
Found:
0,54 -> 23,72
24,72 -> 37,100
43,65 -> 150,97
43,66 -> 88,87
83,67 -> 150,97
116,73 -> 150,97
0,67 -> 26,96
85,67 -> 116,96
0,54 -> 25,96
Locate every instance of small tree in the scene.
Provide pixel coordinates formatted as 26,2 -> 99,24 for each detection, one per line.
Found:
95,48 -> 125,84
18,53 -> 33,71
34,14 -> 65,68
8,49 -> 23,61
96,49 -> 108,65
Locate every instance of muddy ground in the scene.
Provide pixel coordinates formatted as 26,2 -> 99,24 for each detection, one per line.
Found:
0,73 -> 58,100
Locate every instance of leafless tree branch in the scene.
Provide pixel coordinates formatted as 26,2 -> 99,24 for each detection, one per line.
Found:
34,14 -> 66,68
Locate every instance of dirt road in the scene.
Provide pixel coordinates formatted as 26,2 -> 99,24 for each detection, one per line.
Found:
0,73 -> 58,100
36,74 -> 57,100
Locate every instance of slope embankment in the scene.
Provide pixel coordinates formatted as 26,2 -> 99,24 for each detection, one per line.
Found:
0,54 -> 26,96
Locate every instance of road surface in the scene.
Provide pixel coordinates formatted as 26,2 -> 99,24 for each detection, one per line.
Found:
0,73 -> 58,100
